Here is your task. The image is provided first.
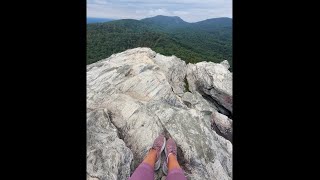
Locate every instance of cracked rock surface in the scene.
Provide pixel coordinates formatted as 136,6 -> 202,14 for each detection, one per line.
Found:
186,60 -> 232,113
87,47 -> 232,180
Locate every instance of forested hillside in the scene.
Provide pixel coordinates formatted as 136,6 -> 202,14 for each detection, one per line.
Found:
87,15 -> 232,70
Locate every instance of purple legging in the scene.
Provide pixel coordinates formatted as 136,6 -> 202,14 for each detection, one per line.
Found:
129,162 -> 187,180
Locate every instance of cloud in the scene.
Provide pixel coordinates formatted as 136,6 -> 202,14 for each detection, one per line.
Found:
147,9 -> 170,16
87,0 -> 232,22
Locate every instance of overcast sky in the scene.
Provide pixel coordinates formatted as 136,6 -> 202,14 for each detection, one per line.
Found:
87,0 -> 232,22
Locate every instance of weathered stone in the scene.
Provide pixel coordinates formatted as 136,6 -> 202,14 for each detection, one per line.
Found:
182,91 -> 218,112
186,61 -> 232,113
87,48 -> 232,180
211,111 -> 233,142
220,60 -> 230,70
87,109 -> 133,180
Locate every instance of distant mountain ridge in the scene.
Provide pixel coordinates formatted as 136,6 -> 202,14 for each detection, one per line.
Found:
142,15 -> 231,24
87,17 -> 115,24
141,15 -> 188,28
87,15 -> 232,70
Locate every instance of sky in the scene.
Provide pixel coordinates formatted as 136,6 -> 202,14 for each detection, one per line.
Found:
87,0 -> 232,23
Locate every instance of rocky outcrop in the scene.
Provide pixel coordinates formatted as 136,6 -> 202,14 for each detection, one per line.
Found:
87,109 -> 133,180
211,111 -> 233,142
186,60 -> 232,114
87,48 -> 232,180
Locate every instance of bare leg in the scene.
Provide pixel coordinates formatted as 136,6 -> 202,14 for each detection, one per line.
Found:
164,138 -> 187,180
168,154 -> 181,172
143,149 -> 157,168
129,135 -> 166,180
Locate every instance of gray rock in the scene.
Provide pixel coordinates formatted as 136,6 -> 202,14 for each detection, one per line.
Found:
87,47 -> 232,180
220,60 -> 230,70
153,54 -> 187,97
161,176 -> 167,180
182,91 -> 218,112
211,111 -> 233,142
186,61 -> 232,113
87,109 -> 133,180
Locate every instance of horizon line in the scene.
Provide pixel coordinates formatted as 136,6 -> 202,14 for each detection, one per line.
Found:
87,15 -> 232,23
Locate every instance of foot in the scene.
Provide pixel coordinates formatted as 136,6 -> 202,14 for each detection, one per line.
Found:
151,134 -> 166,171
162,138 -> 177,175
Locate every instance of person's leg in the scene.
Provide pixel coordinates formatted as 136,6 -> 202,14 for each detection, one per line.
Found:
129,135 -> 166,180
129,149 -> 157,180
166,154 -> 186,180
168,153 -> 181,170
142,149 -> 157,168
163,138 -> 187,180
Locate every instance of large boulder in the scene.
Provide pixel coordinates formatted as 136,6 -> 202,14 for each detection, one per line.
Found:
186,60 -> 232,113
87,109 -> 133,180
211,111 -> 233,142
87,48 -> 232,180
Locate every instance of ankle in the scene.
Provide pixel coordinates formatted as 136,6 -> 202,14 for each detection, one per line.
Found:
143,149 -> 158,168
149,148 -> 158,156
169,152 -> 175,157
167,154 -> 181,171
166,153 -> 177,166
168,153 -> 176,161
